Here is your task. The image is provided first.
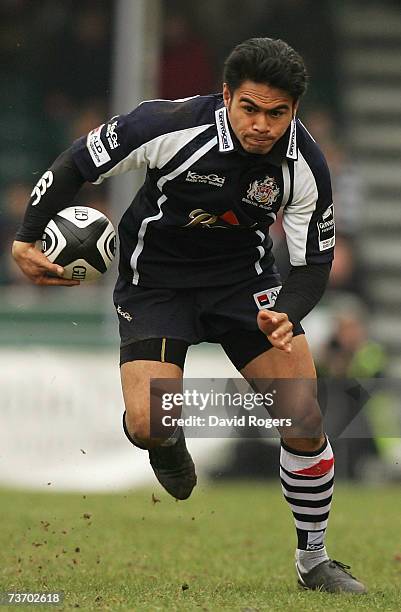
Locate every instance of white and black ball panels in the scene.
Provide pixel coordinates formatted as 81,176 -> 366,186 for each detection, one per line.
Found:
42,206 -> 116,281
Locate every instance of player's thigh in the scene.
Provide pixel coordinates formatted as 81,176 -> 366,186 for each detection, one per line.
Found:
240,334 -> 316,379
121,359 -> 183,440
241,335 -> 322,438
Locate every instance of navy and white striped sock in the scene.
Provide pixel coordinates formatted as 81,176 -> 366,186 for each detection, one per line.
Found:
280,437 -> 334,573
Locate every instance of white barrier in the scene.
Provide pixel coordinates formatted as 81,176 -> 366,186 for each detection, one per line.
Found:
0,346 -> 236,491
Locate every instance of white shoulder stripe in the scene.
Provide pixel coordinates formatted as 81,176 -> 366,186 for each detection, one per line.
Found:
131,136 -> 218,284
298,119 -> 316,143
93,124 -> 213,184
281,160 -> 291,207
282,151 -> 318,266
138,95 -> 200,106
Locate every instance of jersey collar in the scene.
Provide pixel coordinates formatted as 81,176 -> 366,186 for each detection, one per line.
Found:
215,106 -> 235,152
214,102 -> 298,165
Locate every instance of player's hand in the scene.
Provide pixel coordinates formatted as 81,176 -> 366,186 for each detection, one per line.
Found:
257,309 -> 293,353
11,240 -> 80,286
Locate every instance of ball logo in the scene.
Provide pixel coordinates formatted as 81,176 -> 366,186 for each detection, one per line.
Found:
72,266 -> 87,280
74,208 -> 89,221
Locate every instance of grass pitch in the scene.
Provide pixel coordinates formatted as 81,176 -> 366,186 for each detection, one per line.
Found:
1,482 -> 401,611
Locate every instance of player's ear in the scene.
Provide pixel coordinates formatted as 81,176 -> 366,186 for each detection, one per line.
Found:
292,100 -> 299,118
223,83 -> 232,108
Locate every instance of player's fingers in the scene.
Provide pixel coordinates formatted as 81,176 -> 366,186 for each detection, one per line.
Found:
271,333 -> 293,353
34,276 -> 80,287
27,249 -> 65,277
257,310 -> 278,332
258,309 -> 277,321
278,331 -> 293,348
271,321 -> 293,339
258,311 -> 290,338
257,317 -> 275,336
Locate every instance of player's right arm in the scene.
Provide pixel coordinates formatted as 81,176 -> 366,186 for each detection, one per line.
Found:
12,149 -> 86,286
13,99 -> 209,284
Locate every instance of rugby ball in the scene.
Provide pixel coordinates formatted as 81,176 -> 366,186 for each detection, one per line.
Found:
42,206 -> 116,281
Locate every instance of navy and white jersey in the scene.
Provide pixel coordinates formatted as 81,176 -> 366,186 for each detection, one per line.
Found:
71,94 -> 335,288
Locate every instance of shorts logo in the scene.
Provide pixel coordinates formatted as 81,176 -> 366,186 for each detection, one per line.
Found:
243,175 -> 280,210
106,120 -> 119,150
317,204 -> 335,251
87,125 -> 111,167
253,286 -> 282,310
117,305 -> 133,322
186,170 -> 225,187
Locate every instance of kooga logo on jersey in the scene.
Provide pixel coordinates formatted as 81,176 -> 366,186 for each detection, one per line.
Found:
186,171 -> 226,187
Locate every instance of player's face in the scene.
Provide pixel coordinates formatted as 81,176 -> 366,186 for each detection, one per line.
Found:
223,80 -> 298,155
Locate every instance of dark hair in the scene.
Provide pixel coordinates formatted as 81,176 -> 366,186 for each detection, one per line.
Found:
223,38 -> 308,100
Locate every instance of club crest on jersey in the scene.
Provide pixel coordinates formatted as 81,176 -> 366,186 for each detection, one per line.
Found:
242,175 -> 280,210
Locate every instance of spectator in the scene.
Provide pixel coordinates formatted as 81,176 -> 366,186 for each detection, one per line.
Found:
159,14 -> 215,99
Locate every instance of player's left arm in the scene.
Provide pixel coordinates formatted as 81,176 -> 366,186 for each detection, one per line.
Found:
258,149 -> 335,351
257,263 -> 331,352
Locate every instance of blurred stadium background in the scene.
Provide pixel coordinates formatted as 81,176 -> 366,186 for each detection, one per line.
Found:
1,0 -> 401,491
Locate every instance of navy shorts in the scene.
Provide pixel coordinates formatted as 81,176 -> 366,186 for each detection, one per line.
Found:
113,273 -> 304,371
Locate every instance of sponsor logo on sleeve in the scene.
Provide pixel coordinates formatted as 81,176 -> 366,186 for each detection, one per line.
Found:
87,125 -> 111,167
253,286 -> 282,310
317,204 -> 335,251
30,170 -> 53,206
106,120 -> 120,150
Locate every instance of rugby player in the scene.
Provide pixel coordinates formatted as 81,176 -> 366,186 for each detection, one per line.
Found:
12,37 -> 366,593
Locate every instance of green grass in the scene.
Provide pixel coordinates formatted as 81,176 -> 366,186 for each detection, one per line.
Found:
1,483 -> 401,611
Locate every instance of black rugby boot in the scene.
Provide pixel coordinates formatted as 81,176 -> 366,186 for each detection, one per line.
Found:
297,559 -> 367,594
148,428 -> 197,500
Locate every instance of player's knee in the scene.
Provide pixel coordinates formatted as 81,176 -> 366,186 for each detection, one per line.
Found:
130,419 -> 151,447
124,411 -> 151,448
125,412 -> 171,449
290,400 -> 323,438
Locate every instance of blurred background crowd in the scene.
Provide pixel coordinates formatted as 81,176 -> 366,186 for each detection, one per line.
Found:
0,0 -> 365,298
1,0 -> 400,481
